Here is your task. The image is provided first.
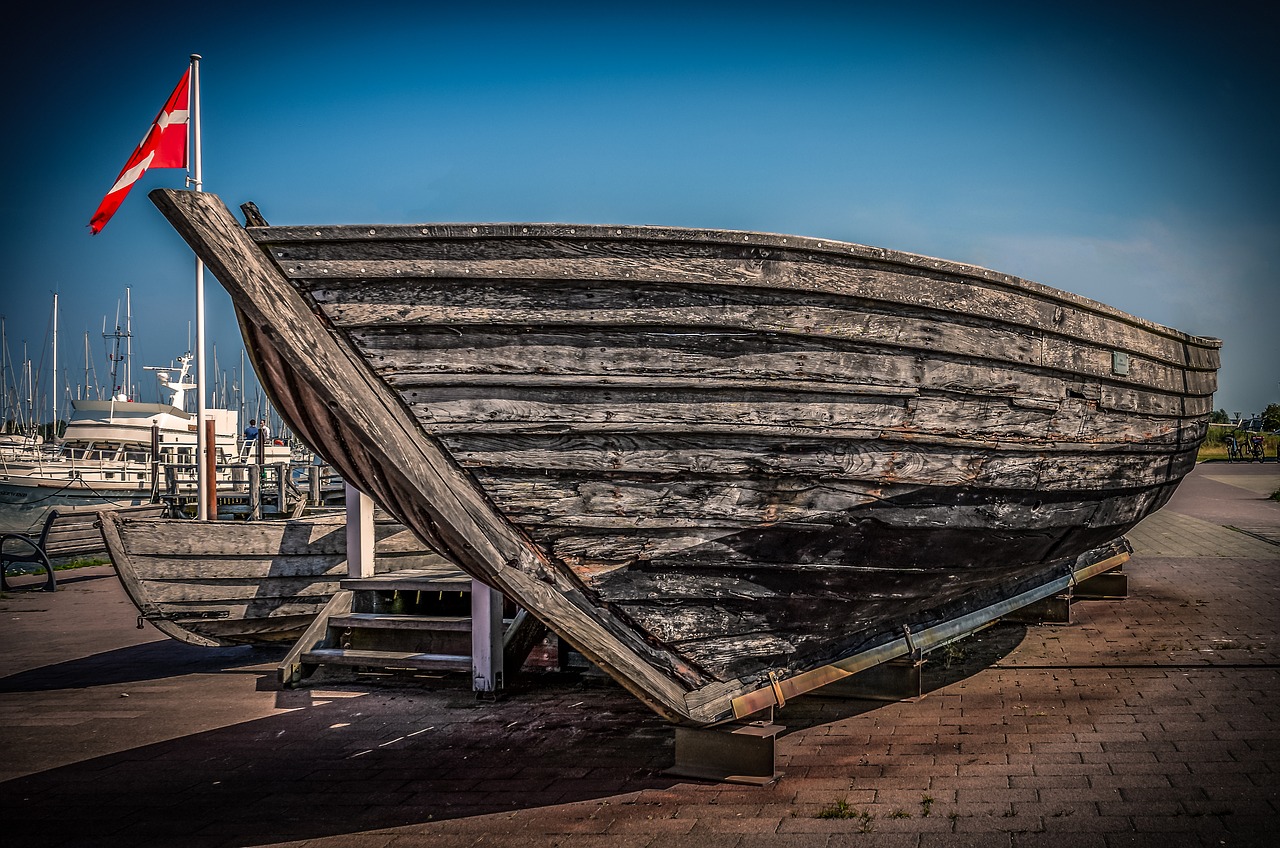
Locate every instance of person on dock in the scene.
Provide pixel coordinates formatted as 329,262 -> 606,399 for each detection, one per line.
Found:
244,419 -> 259,443
259,421 -> 271,443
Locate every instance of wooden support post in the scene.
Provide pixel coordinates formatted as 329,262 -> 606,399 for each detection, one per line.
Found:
308,466 -> 322,506
471,578 -> 504,693
345,483 -> 375,578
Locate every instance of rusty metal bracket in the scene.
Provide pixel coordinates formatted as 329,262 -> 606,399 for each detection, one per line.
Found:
902,624 -> 921,663
768,671 -> 786,709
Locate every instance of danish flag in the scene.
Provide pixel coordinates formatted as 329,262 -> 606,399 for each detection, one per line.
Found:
89,69 -> 191,234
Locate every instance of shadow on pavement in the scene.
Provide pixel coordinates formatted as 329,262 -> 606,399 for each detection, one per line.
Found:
778,620 -> 1027,730
3,673 -> 680,848
0,640 -> 283,693
1,621 -> 1028,847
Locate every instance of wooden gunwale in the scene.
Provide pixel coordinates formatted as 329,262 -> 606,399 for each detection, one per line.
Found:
263,250 -> 1222,373
246,222 -> 1219,352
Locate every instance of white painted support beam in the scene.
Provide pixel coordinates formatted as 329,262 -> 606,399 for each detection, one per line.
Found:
471,578 -> 504,692
345,483 -> 375,578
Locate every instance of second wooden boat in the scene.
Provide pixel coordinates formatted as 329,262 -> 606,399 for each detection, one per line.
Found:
101,511 -> 449,647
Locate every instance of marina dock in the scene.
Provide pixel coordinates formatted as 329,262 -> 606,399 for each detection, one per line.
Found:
1,460 -> 1276,846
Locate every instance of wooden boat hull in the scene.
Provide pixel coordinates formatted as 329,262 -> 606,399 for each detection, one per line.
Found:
151,189 -> 1219,723
101,512 -> 449,647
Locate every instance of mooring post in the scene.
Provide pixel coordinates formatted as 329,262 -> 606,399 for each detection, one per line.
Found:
204,418 -> 218,520
471,578 -> 504,693
275,463 -> 288,515
248,470 -> 262,521
345,483 -> 375,578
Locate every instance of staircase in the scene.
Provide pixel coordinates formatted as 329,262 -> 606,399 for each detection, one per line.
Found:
279,562 -> 547,690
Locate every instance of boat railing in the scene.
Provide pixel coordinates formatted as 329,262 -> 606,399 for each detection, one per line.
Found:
159,461 -> 344,519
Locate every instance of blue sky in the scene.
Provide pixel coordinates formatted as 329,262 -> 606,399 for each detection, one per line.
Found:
1,0 -> 1276,421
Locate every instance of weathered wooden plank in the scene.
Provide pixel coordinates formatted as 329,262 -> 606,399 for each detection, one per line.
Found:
440,433 -> 1191,490
131,577 -> 344,604
290,253 -> 1203,367
328,299 -> 1213,397
113,517 -> 434,557
468,467 -> 1177,535
358,329 -> 1213,416
327,299 -> 1207,391
126,555 -> 348,579
523,480 -> 1168,576
410,392 -> 914,431
398,387 -> 1205,447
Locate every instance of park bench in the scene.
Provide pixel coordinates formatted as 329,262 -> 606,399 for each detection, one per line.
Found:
1,504 -> 163,592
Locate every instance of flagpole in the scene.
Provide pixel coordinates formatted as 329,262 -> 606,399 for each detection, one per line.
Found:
190,53 -> 210,521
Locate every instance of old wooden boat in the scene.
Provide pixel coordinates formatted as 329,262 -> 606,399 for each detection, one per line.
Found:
151,189 -> 1220,724
100,511 -> 447,647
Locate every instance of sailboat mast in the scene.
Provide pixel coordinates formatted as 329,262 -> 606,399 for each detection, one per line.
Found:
51,293 -> 58,434
23,343 -> 32,432
105,306 -> 122,398
1,317 -> 7,431
125,287 -> 132,400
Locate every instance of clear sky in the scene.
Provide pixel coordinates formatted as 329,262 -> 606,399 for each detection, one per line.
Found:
1,0 -> 1276,421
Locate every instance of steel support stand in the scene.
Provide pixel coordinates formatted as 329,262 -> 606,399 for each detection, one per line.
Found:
1073,567 -> 1128,599
667,716 -> 784,785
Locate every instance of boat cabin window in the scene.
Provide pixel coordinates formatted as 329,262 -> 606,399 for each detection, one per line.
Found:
85,442 -> 125,462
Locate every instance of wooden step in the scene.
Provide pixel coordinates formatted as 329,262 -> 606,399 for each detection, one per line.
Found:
328,613 -> 473,632
328,613 -> 516,631
341,565 -> 472,592
301,647 -> 471,672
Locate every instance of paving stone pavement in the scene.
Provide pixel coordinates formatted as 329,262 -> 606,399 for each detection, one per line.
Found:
1,462 -> 1276,847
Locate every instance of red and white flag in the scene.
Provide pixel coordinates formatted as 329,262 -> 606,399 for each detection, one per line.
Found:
89,69 -> 191,234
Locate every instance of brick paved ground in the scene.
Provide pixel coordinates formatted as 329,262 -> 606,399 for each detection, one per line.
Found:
1,462 -> 1276,847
